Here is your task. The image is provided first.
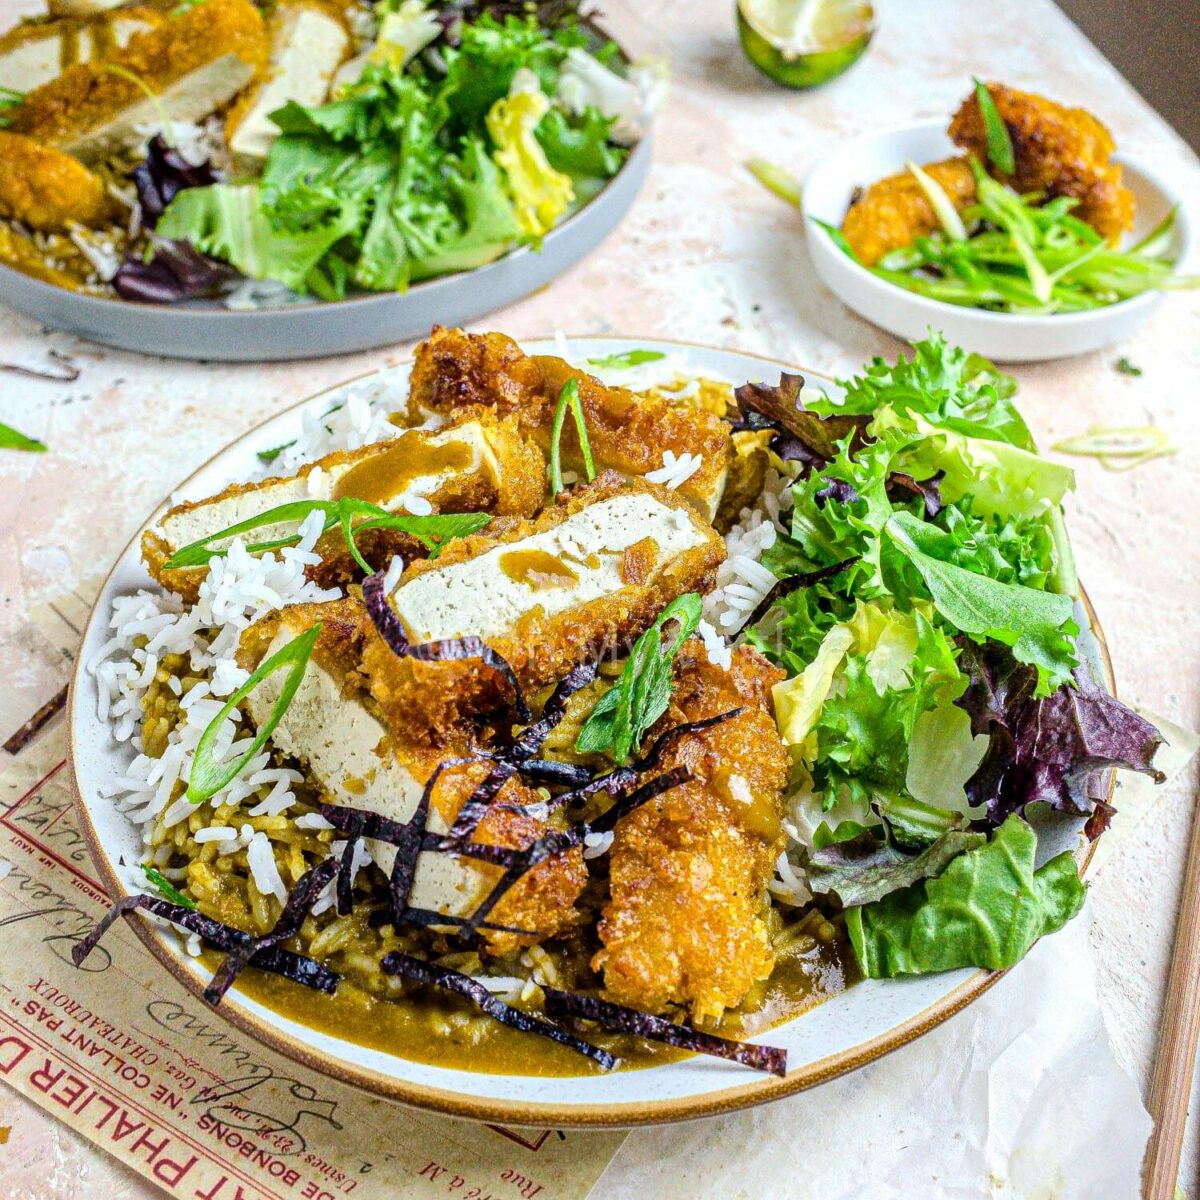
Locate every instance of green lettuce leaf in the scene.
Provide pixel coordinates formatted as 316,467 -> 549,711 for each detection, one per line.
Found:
846,814 -> 1086,977
884,512 -> 1078,694
536,105 -> 626,178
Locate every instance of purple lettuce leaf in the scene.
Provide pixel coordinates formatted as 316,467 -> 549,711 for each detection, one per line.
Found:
886,470 -> 945,518
113,237 -> 240,304
132,135 -> 221,228
732,373 -> 870,472
954,639 -> 1165,834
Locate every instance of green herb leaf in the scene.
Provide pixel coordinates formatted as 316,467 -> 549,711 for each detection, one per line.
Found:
1116,356 -> 1143,377
884,512 -> 1078,694
187,624 -> 320,803
576,593 -> 703,763
586,349 -> 667,369
846,814 -> 1085,977
0,420 -> 46,452
548,378 -> 594,495
354,511 -> 491,560
973,78 -> 1015,175
143,865 -> 197,909
256,440 -> 296,463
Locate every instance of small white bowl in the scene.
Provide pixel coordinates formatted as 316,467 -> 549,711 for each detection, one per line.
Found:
802,120 -> 1192,362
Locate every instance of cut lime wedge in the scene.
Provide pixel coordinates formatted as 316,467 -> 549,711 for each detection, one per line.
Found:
737,0 -> 875,89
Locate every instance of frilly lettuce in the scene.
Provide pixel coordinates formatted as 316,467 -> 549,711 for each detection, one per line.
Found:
486,72 -> 574,238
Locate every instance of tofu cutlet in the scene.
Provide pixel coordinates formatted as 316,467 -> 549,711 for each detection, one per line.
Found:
142,407 -> 545,601
225,0 -> 348,167
840,156 -> 977,267
9,0 -> 268,164
363,472 -> 726,743
949,81 -> 1135,242
0,131 -> 117,231
237,601 -> 587,955
408,326 -> 734,521
0,7 -> 164,94
594,643 -> 790,1021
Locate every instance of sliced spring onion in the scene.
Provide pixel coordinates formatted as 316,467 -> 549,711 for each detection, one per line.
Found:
973,78 -> 1015,175
101,64 -> 174,146
1116,356 -> 1143,377
811,217 -> 856,258
586,349 -> 666,369
161,498 -> 489,573
905,160 -> 967,242
143,865 -> 196,909
187,624 -> 320,803
1099,445 -> 1178,472
0,420 -> 46,452
745,156 -> 803,207
1051,426 -> 1172,458
548,378 -> 594,495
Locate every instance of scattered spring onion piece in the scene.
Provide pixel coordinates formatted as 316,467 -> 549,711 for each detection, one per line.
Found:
101,64 -> 174,146
0,87 -> 21,128
586,349 -> 666,369
143,865 -> 196,909
0,421 -> 46,452
548,378 -> 594,495
576,592 -> 703,763
1051,425 -> 1177,473
973,78 -> 1015,175
161,498 -> 489,573
1116,356 -> 1143,377
745,156 -> 803,207
187,624 -> 320,803
906,160 -> 967,242
256,440 -> 294,463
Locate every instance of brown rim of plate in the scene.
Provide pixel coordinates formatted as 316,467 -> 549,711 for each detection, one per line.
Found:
66,336 -> 1111,1128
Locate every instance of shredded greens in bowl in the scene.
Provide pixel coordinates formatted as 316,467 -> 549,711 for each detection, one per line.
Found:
742,333 -> 1165,978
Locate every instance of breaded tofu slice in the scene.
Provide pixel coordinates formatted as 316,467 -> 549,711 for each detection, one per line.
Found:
594,644 -> 789,1021
949,81 -> 1135,242
364,472 -> 726,742
9,0 -> 268,164
408,327 -> 734,521
840,156 -> 977,266
0,131 -> 116,231
142,407 -> 545,602
225,0 -> 348,167
238,601 -> 586,953
0,8 -> 164,94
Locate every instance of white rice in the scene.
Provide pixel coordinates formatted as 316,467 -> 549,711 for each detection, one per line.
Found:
247,831 -> 288,904
582,829 -> 615,860
645,449 -> 702,489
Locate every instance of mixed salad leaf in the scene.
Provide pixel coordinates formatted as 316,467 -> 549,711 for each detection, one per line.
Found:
752,333 -> 1165,978
154,1 -> 656,298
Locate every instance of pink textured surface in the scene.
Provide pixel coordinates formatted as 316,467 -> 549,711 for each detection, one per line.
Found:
1,0 -> 1198,1195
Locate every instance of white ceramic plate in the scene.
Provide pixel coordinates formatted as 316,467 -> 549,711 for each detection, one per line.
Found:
802,121 -> 1192,363
68,337 -> 1108,1126
0,143 -> 649,362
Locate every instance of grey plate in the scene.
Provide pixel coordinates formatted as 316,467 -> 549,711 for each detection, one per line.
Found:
0,136 -> 650,361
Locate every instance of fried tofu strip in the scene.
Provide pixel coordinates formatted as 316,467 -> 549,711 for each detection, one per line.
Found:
840,156 -> 977,266
594,644 -> 789,1021
949,81 -> 1135,242
0,8 -> 164,94
364,472 -> 725,742
0,131 -> 116,231
9,0 -> 268,164
142,408 -> 545,602
237,601 -> 585,954
408,327 -> 734,520
225,0 -> 348,167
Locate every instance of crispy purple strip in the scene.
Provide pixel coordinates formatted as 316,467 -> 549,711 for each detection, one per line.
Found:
542,989 -> 787,1077
4,683 -> 68,754
743,557 -> 859,632
381,953 -> 617,1070
72,895 -> 336,996
204,858 -> 338,1003
336,816 -> 365,917
508,661 -> 598,760
362,570 -> 531,723
584,766 -> 693,835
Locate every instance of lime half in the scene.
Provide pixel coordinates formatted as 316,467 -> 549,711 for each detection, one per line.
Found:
737,0 -> 875,89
